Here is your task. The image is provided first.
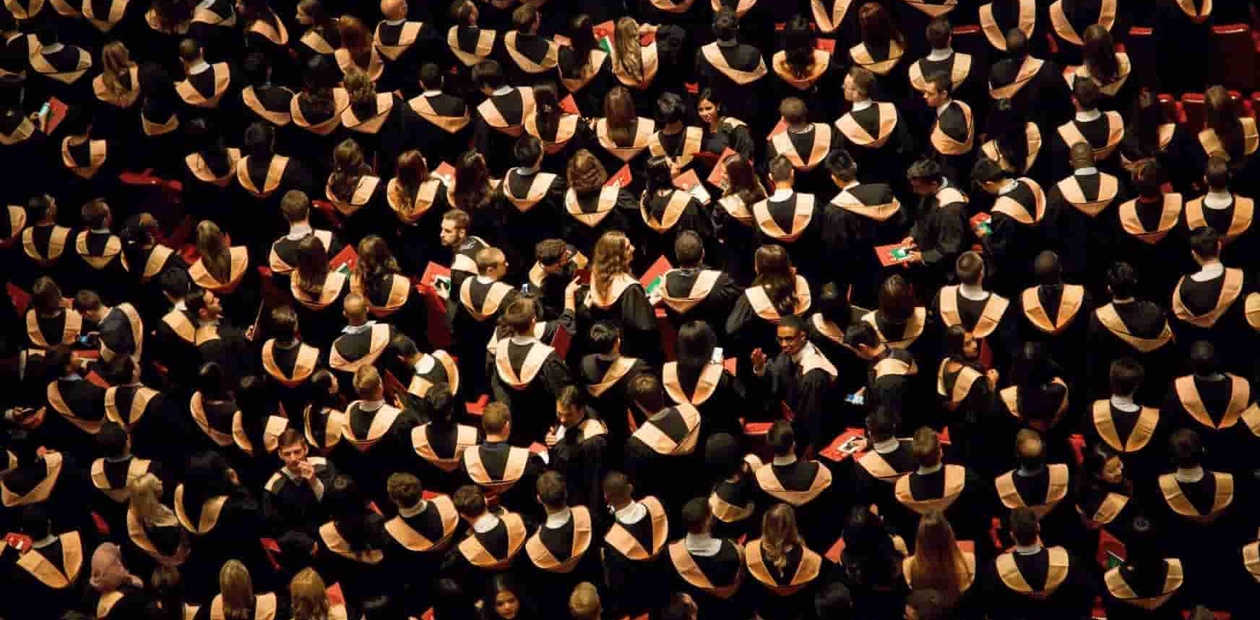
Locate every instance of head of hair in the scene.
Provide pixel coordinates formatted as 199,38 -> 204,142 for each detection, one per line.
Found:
826,149 -> 858,182
712,8 -> 738,41
681,497 -> 712,534
644,156 -> 675,195
817,282 -> 853,326
1204,155 -> 1231,190
724,155 -> 767,203
560,15 -> 597,76
556,384 -> 585,414
910,512 -> 963,604
954,251 -> 984,285
1068,141 -> 1096,170
1189,226 -> 1221,261
177,38 -> 201,62
219,560 -> 255,619
844,320 -> 879,350
906,590 -> 948,620
783,15 -> 817,76
655,92 -> 686,126
627,373 -> 664,414
906,158 -> 943,184
926,72 -> 952,99
194,220 -> 232,282
704,433 -> 742,483
847,66 -> 875,98
970,157 -> 1006,186
569,583 -> 601,620
603,87 -> 638,144
865,409 -> 897,442
566,149 -> 608,195
591,231 -> 633,299
877,274 -> 915,323
472,59 -> 504,90
386,472 -> 423,511
1131,158 -> 1164,198
453,151 -> 492,211
481,402 -> 511,435
279,190 -> 311,224
587,321 -> 621,355
1189,340 -> 1218,376
500,297 -> 537,336
1082,24 -> 1119,83
242,122 -> 275,158
911,426 -> 941,468
295,234 -> 330,297
511,3 -> 537,32
671,231 -> 705,268
452,485 -> 487,518
513,135 -> 544,168
31,277 -> 62,315
760,503 -> 802,571
97,423 -> 129,458
602,471 -> 632,503
1171,429 -> 1204,469
1108,357 -> 1143,397
536,471 -> 567,508
1072,77 -> 1101,110
676,321 -> 717,368
1106,262 -> 1137,299
859,2 -> 900,46
753,245 -> 799,316
1015,428 -> 1045,468
1009,507 -> 1039,546
925,16 -> 951,49
779,97 -> 808,126
289,568 -> 330,620
767,421 -> 796,456
442,209 -> 471,233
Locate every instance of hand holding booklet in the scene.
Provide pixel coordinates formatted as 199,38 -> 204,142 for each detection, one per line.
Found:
875,243 -> 914,267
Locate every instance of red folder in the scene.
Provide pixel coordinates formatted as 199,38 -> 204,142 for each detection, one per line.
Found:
418,262 -> 453,348
559,94 -> 581,115
816,39 -> 836,53
433,162 -> 456,186
705,147 -> 738,190
672,170 -> 711,203
970,212 -> 992,237
639,256 -> 673,293
875,243 -> 913,267
605,164 -> 631,188
41,97 -> 67,134
820,427 -> 867,462
330,245 -> 358,273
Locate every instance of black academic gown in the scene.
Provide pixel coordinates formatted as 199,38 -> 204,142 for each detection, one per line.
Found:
382,494 -> 460,615
461,442 -> 546,518
752,458 -> 839,550
1160,374 -> 1260,475
1086,301 -> 1179,402
823,181 -> 908,307
666,538 -> 749,620
624,405 -> 707,515
982,546 -> 1095,620
1170,268 -> 1252,374
579,355 -> 651,451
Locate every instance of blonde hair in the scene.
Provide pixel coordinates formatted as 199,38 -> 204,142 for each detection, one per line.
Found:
909,511 -> 964,604
612,18 -> 644,83
591,231 -> 632,300
128,473 -> 178,527
568,582 -> 601,620
289,568 -> 331,620
195,220 -> 232,283
101,41 -> 134,98
760,504 -> 801,572
219,560 -> 256,620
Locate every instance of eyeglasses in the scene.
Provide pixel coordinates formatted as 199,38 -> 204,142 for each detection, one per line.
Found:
776,334 -> 803,342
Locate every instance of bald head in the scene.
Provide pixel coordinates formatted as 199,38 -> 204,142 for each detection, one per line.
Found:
344,293 -> 368,325
1015,429 -> 1045,468
380,0 -> 407,19
476,247 -> 506,276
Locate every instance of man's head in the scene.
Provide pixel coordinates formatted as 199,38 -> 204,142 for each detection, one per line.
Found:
906,159 -> 943,197
281,191 -> 311,225
353,365 -> 383,401
511,3 -> 539,34
922,73 -> 951,109
1205,156 -> 1231,192
776,314 -> 808,357
911,426 -> 941,469
1033,251 -> 1062,286
767,421 -> 796,457
1014,428 -> 1045,470
955,251 -> 985,286
501,297 -> 537,336
556,385 -> 586,428
680,497 -> 712,535
925,16 -> 951,51
1131,158 -> 1164,199
425,383 -> 456,423
472,59 -> 505,94
97,422 -> 129,458
1189,226 -> 1222,265
28,194 -> 57,223
588,321 -> 621,356
387,472 -> 422,511
1109,357 -> 1143,398
970,158 -> 1008,195
826,149 -> 858,186
1106,262 -> 1137,300
674,230 -> 704,268
1069,142 -> 1095,171
380,0 -> 407,20
1170,429 -> 1203,470
513,134 -> 544,170
72,290 -> 107,322
452,485 -> 488,521
536,471 -> 567,511
81,199 -> 112,231
277,430 -> 309,472
1072,77 -> 1101,112
844,67 -> 874,103
481,402 -> 511,439
1189,340 -> 1218,377
768,155 -> 795,187
177,38 -> 203,67
184,289 -> 224,323
628,373 -> 664,415
476,247 -> 508,279
270,306 -> 299,343
712,8 -> 737,42
780,98 -> 808,127
440,209 -> 470,247
865,409 -> 897,443
602,471 -> 633,507
1009,507 -> 1039,546
343,293 -> 368,326
535,239 -> 569,274
569,583 -> 601,620
844,321 -> 882,360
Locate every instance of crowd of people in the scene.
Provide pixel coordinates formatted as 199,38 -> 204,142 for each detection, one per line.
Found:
1,0 -> 1260,618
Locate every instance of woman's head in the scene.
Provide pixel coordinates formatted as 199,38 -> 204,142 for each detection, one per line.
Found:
613,17 -> 645,82
644,156 -> 673,193
1081,24 -> 1118,83
296,234 -> 330,295
343,67 -> 375,108
817,281 -> 852,326
337,15 -> 373,65
289,568 -> 331,620
453,151 -> 491,209
195,220 -> 228,258
219,560 -> 255,618
603,86 -> 637,130
782,15 -> 815,75
754,244 -> 792,279
724,155 -> 764,201
859,2 -> 899,46
676,321 -> 717,366
333,138 -> 367,176
487,574 -> 524,620
696,88 -> 721,126
760,504 -> 801,569
31,276 -> 63,314
566,149 -> 607,195
592,231 -> 633,294
877,275 -> 915,322
394,150 -> 430,188
101,41 -> 133,91
355,235 -> 399,279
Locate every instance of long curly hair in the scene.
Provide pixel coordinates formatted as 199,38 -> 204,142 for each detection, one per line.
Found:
760,504 -> 802,572
591,231 -> 633,300
612,17 -> 644,83
330,139 -> 370,201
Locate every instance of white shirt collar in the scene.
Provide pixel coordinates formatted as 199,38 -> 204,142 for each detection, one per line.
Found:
414,354 -> 435,374
509,335 -> 537,346
998,179 -> 1020,195
771,187 -> 794,201
684,533 -> 722,557
342,321 -> 376,335
842,180 -> 860,190
1015,543 -> 1043,555
927,48 -> 954,62
545,507 -> 572,529
1074,166 -> 1098,176
851,99 -> 873,112
1075,109 -> 1102,123
189,59 -> 211,75
398,499 -> 429,518
917,463 -> 943,475
90,228 -> 111,234
1192,261 -> 1225,282
936,101 -> 953,116
772,454 -> 797,466
475,275 -> 496,284
873,438 -> 901,454
472,512 -> 501,533
385,18 -> 406,25
287,223 -> 313,240
492,86 -> 513,96
790,342 -> 815,364
959,284 -> 989,301
358,399 -> 384,412
1176,466 -> 1205,483
615,501 -> 647,524
422,89 -> 442,97
174,300 -> 187,311
1204,191 -> 1233,209
1110,395 -> 1139,412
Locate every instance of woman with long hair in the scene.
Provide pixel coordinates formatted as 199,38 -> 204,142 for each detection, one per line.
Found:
1118,90 -> 1192,191
325,138 -> 385,242
705,432 -> 759,541
340,67 -> 412,176
127,473 -> 190,571
351,235 -> 422,334
714,154 -> 764,283
609,17 -> 659,97
290,55 -> 350,170
590,86 -> 654,173
334,16 -> 382,80
90,542 -> 147,620
581,230 -> 659,363
936,325 -> 999,475
240,0 -> 290,62
293,0 -> 340,64
805,282 -> 868,401
25,276 -> 83,350
725,244 -> 811,358
848,3 -> 907,99
316,476 -> 388,615
836,506 -> 909,620
387,151 -> 449,271
289,234 -> 349,345
981,99 -> 1043,177
93,41 -> 142,115
864,274 -> 936,363
524,82 -> 589,169
482,574 -> 539,620
189,362 -> 238,449
771,16 -> 840,116
290,568 -> 348,620
556,14 -> 611,114
1070,24 -> 1133,111
182,118 -> 242,219
903,511 -> 976,612
663,322 -> 744,437
231,376 -> 290,484
639,156 -> 713,260
1001,342 -> 1071,453
562,148 -> 636,256
212,559 -> 281,620
150,566 -> 199,620
303,369 -> 348,453
696,88 -> 754,161
136,64 -> 183,175
1076,443 -> 1137,557
745,504 -> 826,620
189,220 -> 255,321
1197,85 -> 1260,193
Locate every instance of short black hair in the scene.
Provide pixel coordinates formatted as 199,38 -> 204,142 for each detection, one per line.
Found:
1170,428 -> 1203,469
680,497 -> 712,534
713,8 -> 738,41
1188,226 -> 1221,261
419,63 -> 443,90
814,582 -> 854,620
767,421 -> 795,456
1108,358 -> 1143,397
96,422 -> 129,457
1106,262 -> 1137,299
1009,507 -> 1039,545
655,92 -> 686,125
844,321 -> 879,349
674,230 -> 704,266
472,59 -> 505,90
513,135 -> 543,167
1189,340 -> 1217,376
825,149 -> 857,181
588,321 -> 621,354
906,159 -> 943,183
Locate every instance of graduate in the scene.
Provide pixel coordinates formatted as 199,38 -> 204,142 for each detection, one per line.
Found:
1115,159 -> 1189,300
923,74 -> 976,181
173,38 -> 235,111
846,321 -> 920,421
1170,227 -> 1252,373
498,136 -> 567,278
851,410 -> 916,519
523,472 -> 600,619
577,231 -> 658,365
1186,157 -> 1256,272
382,473 -> 460,614
472,60 -> 535,176
742,503 -> 826,620
70,200 -> 129,306
262,430 -> 336,536
1099,517 -> 1188,620
667,497 -> 749,620
662,322 -> 748,443
654,232 -> 742,338
694,9 -> 768,133
751,156 -> 825,284
931,252 -> 1016,374
972,159 -> 1050,296
410,384 -> 479,495
461,403 -> 546,516
0,506 -> 88,620
87,423 -> 155,537
639,156 -> 714,265
269,191 -> 343,285
749,315 -> 840,453
372,0 -> 435,93
600,471 -> 671,618
1055,79 -> 1125,176
501,5 -> 559,90
623,374 -> 706,512
440,209 -> 491,297
893,427 -> 990,551
523,239 -> 584,321
326,294 -> 401,392
752,422 -> 838,551
770,17 -> 843,120
1160,342 -> 1260,475
836,67 -> 915,186
491,297 -> 573,444
725,245 -> 812,361
440,485 -> 530,598
982,507 -> 1095,620
547,386 -> 609,511
1086,358 -> 1166,491
577,322 -> 650,448
1087,262 -> 1179,402
1049,143 -> 1125,283
451,247 -> 520,399
407,65 -> 472,169
37,345 -> 108,455
822,150 -> 906,307
902,159 -> 969,294
339,365 -> 422,505
993,430 -> 1080,547
908,18 -> 978,104
764,98 -> 838,195
935,325 -> 1001,475
1016,252 -> 1092,381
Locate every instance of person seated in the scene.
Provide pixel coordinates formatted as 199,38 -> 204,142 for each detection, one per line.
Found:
327,294 -> 400,391
23,277 -> 83,353
902,511 -> 979,616
1087,358 -> 1165,484
174,38 -> 235,110
1055,78 -> 1124,175
1086,262 -> 1177,403
206,560 -> 280,620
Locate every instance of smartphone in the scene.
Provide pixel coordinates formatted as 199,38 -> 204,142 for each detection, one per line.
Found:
844,393 -> 865,406
838,436 -> 864,455
76,333 -> 98,348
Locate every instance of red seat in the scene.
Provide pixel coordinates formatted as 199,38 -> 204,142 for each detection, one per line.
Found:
1209,24 -> 1255,91
1125,27 -> 1159,92
1157,94 -> 1185,124
1181,90 -> 1247,133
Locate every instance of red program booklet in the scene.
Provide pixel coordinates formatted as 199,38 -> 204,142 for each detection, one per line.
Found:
875,243 -> 914,267
605,164 -> 631,188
